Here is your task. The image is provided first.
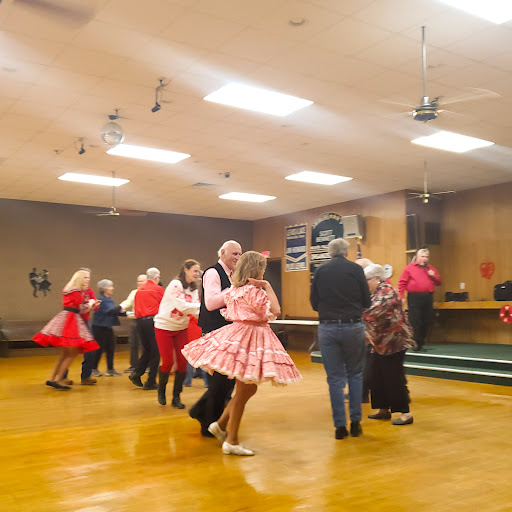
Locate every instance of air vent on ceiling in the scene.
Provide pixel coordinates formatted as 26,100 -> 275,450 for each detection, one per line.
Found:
192,182 -> 215,187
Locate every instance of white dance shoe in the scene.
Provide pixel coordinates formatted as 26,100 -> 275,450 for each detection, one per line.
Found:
222,441 -> 255,456
208,422 -> 227,443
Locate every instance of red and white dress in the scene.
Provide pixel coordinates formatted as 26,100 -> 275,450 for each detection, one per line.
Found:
182,285 -> 301,385
33,289 -> 100,353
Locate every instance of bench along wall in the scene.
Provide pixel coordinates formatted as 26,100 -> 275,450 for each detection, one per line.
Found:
253,191 -> 408,319
0,198 -> 253,321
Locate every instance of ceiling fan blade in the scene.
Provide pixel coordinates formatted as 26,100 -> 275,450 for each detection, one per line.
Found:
14,0 -> 95,23
431,191 -> 456,195
379,98 -> 416,109
441,88 -> 501,106
116,208 -> 148,217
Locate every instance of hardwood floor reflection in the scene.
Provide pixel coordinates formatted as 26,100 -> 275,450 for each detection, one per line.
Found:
1,349 -> 512,512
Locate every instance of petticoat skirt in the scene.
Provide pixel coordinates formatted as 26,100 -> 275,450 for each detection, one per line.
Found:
33,310 -> 100,353
182,321 -> 301,385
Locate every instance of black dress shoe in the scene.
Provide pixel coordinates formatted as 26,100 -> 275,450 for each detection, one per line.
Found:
171,397 -> 186,409
335,426 -> 348,439
46,380 -> 71,390
201,427 -> 215,438
350,421 -> 362,437
368,410 -> 392,420
129,373 -> 143,388
143,381 -> 158,390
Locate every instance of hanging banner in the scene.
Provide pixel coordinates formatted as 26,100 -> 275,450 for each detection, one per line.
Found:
310,213 -> 344,263
285,224 -> 307,271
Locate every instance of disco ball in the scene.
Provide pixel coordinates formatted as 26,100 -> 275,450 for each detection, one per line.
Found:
101,121 -> 125,146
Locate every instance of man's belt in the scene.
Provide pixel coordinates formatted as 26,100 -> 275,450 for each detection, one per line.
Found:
319,318 -> 362,324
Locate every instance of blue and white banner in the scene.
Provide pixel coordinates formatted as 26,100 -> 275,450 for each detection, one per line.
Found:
310,213 -> 344,262
285,224 -> 307,272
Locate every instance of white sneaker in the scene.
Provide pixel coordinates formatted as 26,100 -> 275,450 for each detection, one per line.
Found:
207,422 -> 227,443
222,441 -> 254,456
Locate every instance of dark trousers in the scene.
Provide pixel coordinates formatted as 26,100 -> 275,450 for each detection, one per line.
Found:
190,371 -> 235,431
134,317 -> 160,384
80,321 -> 94,380
128,322 -> 140,368
92,325 -> 115,371
362,343 -> 372,400
407,292 -> 433,350
370,351 -> 410,413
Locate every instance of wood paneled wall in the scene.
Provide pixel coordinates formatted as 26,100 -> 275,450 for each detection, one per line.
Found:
253,191 -> 407,318
0,199 -> 253,321
439,182 -> 512,301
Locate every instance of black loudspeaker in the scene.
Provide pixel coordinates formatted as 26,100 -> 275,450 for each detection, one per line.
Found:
341,215 -> 365,238
425,221 -> 441,245
406,214 -> 419,251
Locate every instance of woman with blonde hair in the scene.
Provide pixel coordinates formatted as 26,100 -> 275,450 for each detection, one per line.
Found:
183,251 -> 301,456
33,270 -> 100,390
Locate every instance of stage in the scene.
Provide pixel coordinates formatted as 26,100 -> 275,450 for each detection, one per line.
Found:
311,343 -> 512,387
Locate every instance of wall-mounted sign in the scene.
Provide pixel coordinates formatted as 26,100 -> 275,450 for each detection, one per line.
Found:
285,224 -> 307,271
29,268 -> 52,298
310,213 -> 344,263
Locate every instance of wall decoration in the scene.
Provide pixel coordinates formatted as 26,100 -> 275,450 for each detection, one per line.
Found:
285,224 -> 307,271
29,268 -> 52,298
480,262 -> 495,280
499,305 -> 512,324
310,213 -> 343,263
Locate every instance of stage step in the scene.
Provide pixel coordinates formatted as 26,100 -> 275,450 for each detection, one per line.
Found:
310,344 -> 512,387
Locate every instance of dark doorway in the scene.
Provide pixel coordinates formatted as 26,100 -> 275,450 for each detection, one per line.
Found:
265,259 -> 282,309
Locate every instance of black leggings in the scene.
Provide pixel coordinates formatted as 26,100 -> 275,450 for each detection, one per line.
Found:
370,350 -> 410,413
407,292 -> 433,350
92,325 -> 115,371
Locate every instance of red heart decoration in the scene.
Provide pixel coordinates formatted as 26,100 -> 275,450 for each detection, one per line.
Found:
480,262 -> 495,280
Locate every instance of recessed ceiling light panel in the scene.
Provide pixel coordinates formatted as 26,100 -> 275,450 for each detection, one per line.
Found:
285,171 -> 353,185
58,173 -> 130,186
204,83 -> 313,116
438,0 -> 512,24
411,131 -> 494,153
107,144 -> 191,164
219,192 -> 276,203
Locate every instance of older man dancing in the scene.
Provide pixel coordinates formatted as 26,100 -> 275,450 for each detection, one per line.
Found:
310,238 -> 371,440
189,240 -> 242,437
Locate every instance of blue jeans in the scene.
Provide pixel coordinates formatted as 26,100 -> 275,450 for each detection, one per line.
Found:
185,363 -> 209,387
318,322 -> 366,427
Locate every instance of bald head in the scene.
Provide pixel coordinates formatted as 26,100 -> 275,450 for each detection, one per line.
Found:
136,274 -> 147,288
355,258 -> 373,269
218,240 -> 242,271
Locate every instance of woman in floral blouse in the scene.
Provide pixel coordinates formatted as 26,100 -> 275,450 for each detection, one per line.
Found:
362,264 -> 416,425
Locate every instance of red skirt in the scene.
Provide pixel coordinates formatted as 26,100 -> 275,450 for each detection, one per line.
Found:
33,310 -> 99,353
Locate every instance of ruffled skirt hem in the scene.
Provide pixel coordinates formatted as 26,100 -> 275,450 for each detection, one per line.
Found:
33,333 -> 99,353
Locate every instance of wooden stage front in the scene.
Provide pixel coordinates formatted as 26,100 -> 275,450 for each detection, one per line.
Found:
1,349 -> 512,511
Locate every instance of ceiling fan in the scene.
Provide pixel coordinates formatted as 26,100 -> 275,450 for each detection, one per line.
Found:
408,161 -> 455,203
382,26 -> 500,122
4,0 -> 96,24
85,172 -> 147,217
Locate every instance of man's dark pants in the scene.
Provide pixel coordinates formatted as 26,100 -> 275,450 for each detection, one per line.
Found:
407,292 -> 433,350
133,317 -> 160,385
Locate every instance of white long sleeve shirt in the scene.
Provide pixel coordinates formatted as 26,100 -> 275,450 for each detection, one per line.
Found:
154,280 -> 200,331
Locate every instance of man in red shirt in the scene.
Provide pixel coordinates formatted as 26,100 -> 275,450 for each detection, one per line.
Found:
398,249 -> 442,351
129,267 -> 164,390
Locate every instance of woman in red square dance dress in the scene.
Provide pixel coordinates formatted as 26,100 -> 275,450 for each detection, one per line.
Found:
33,270 -> 100,390
182,251 -> 301,456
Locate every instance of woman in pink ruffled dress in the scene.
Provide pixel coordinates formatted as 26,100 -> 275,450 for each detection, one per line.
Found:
182,251 -> 301,456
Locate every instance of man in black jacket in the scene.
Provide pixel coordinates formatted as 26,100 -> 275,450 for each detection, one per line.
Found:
189,240 -> 242,437
310,238 -> 371,440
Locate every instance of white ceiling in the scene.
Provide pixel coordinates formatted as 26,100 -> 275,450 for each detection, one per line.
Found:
0,0 -> 511,220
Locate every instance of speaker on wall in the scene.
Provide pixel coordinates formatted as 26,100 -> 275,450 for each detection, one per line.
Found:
342,214 -> 365,238
406,214 -> 419,251
424,221 -> 441,245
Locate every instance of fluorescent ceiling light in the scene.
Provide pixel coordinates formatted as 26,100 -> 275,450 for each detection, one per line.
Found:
438,0 -> 512,24
285,171 -> 353,185
219,192 -> 276,203
58,173 -> 129,187
411,131 -> 494,153
107,144 -> 191,164
204,83 -> 313,116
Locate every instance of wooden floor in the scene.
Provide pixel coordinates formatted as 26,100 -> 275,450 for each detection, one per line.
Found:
2,349 -> 512,512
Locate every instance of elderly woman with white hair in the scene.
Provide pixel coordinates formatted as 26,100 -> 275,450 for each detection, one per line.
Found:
91,279 -> 126,377
363,264 -> 416,425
